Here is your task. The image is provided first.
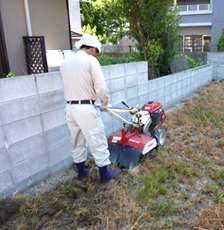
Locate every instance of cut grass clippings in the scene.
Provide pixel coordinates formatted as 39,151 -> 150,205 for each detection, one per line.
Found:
1,79 -> 224,230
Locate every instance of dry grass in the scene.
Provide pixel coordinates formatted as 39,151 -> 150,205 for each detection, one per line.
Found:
1,80 -> 224,230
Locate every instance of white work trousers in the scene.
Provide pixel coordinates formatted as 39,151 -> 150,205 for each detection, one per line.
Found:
65,104 -> 111,167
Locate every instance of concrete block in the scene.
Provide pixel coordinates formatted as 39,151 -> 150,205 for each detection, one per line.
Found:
44,124 -> 70,149
110,90 -> 125,105
217,66 -> 224,79
35,72 -> 63,94
125,62 -> 137,76
48,141 -> 72,167
182,77 -> 187,88
177,72 -> 183,82
49,157 -> 73,176
218,57 -> 224,64
102,65 -> 110,81
170,93 -> 177,106
148,79 -> 157,90
110,77 -> 125,93
41,108 -> 67,132
0,148 -> 10,172
186,76 -> 191,85
164,91 -> 172,108
148,89 -> 157,101
109,64 -> 125,79
12,152 -> 48,184
171,82 -> 177,92
176,88 -> 183,100
185,84 -> 191,95
0,76 -> 36,103
182,83 -> 187,98
126,74 -> 138,88
137,61 -> 148,73
112,115 -> 126,132
138,82 -> 149,95
0,96 -> 40,125
164,75 -> 172,87
4,116 -> 43,145
39,91 -> 65,113
126,86 -> 138,99
139,93 -> 149,106
157,77 -> 165,88
6,167 -> 51,198
8,134 -> 46,165
127,97 -> 139,109
101,111 -> 112,123
177,81 -> 182,89
171,73 -> 178,83
138,72 -> 148,83
0,169 -> 13,197
164,84 -> 171,96
105,79 -> 111,93
104,119 -> 114,137
0,127 -> 5,148
156,86 -> 165,103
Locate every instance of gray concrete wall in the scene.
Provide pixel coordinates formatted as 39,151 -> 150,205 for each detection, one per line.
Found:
0,61 -> 214,198
207,52 -> 224,80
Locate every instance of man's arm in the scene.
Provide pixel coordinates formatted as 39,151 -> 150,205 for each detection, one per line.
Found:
91,58 -> 110,106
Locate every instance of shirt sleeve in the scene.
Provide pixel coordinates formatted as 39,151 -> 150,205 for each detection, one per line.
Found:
90,57 -> 110,106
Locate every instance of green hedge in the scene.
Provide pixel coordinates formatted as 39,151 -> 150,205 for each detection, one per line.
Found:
98,52 -> 144,66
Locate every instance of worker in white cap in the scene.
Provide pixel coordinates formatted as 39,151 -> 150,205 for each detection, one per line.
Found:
60,34 -> 121,182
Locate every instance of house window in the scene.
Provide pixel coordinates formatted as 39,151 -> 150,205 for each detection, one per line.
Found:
203,36 -> 211,51
184,35 -> 202,51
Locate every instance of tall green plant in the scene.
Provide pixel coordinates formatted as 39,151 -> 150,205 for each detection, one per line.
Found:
145,39 -> 164,77
218,26 -> 224,52
100,0 -> 182,78
80,1 -> 127,44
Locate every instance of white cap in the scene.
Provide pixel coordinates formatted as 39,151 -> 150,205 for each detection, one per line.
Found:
75,34 -> 101,52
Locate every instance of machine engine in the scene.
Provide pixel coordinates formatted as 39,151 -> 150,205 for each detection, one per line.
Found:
131,101 -> 166,134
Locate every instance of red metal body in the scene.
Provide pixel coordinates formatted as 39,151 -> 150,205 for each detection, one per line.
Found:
108,128 -> 154,151
107,101 -> 166,167
160,110 -> 166,123
142,102 -> 162,113
142,101 -> 166,123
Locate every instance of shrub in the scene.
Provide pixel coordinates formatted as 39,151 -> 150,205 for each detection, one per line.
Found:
98,51 -> 144,66
175,53 -> 203,69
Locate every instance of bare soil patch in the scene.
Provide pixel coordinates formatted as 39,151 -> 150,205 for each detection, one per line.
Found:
1,80 -> 224,230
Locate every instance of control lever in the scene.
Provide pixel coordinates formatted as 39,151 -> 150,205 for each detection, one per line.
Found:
122,101 -> 130,108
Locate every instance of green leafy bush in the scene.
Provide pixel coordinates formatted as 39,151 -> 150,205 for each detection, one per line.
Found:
175,53 -> 203,69
98,51 -> 144,66
218,26 -> 224,52
2,72 -> 15,78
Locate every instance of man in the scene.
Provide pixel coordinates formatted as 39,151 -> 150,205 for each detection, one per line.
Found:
60,34 -> 121,182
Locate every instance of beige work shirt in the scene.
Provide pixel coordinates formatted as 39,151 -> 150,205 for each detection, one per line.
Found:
60,50 -> 110,106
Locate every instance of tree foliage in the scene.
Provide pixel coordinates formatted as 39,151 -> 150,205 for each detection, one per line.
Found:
80,0 -> 182,78
218,26 -> 224,52
100,0 -> 181,78
80,1 -> 127,44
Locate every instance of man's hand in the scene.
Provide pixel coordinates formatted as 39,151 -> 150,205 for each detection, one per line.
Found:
100,104 -> 112,112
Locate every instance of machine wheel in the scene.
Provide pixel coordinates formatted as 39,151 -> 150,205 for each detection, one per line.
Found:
154,128 -> 166,147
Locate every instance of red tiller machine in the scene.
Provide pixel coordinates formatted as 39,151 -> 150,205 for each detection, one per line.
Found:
102,101 -> 167,168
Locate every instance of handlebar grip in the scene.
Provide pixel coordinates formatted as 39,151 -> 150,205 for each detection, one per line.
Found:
122,101 -> 129,108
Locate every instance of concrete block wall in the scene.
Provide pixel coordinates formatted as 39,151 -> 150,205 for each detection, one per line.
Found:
0,61 -> 214,198
208,52 -> 224,80
101,62 -> 213,135
0,73 -> 72,198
